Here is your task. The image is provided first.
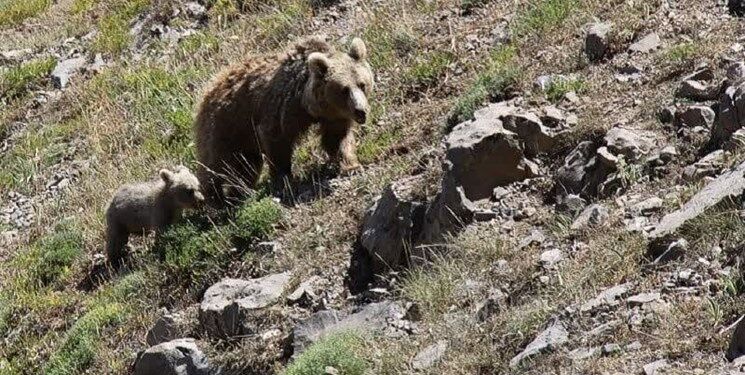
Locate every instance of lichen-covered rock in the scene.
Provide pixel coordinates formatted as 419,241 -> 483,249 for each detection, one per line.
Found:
360,175 -> 427,274
199,272 -> 292,338
509,321 -> 569,368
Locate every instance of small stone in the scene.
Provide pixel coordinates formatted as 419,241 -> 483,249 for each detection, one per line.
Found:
411,340 -> 448,370
568,347 -> 599,361
627,292 -> 661,307
509,321 -> 569,368
541,105 -> 565,127
602,343 -> 622,356
643,359 -> 669,375
653,238 -> 688,263
626,341 -> 642,351
540,249 -> 564,268
631,197 -> 664,216
658,107 -> 675,123
571,204 -> 609,230
629,33 -> 661,53
51,57 -> 87,89
475,289 -> 506,322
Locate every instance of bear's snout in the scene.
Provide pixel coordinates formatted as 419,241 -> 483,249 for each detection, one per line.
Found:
354,109 -> 367,124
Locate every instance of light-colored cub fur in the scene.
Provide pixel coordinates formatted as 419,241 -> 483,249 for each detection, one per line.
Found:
105,166 -> 204,265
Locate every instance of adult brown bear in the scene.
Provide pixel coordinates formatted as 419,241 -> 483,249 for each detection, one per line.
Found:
194,35 -> 374,205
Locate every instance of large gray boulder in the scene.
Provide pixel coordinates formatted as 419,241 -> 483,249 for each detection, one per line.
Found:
648,160 -> 745,258
501,112 -> 556,157
199,272 -> 292,338
444,107 -> 538,201
291,301 -> 405,357
585,22 -> 612,62
133,338 -> 212,375
554,141 -> 618,200
418,104 -> 539,244
360,175 -> 427,274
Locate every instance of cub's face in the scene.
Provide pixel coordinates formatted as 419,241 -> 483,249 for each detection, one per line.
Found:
308,38 -> 374,124
159,166 -> 205,209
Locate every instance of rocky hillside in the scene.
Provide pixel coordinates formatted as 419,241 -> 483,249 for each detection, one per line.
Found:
5,0 -> 745,373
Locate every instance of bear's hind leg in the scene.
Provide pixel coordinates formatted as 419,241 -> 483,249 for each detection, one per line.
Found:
105,223 -> 129,267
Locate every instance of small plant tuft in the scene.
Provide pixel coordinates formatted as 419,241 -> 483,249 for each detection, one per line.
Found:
284,331 -> 369,375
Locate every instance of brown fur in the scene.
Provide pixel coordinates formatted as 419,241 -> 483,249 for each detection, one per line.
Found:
105,166 -> 204,265
194,35 -> 374,204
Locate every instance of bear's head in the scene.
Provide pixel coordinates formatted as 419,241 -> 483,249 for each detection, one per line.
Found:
306,38 -> 374,124
159,166 -> 205,209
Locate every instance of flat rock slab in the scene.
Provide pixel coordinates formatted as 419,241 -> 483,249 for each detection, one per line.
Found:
648,161 -> 745,257
581,283 -> 632,312
509,321 -> 569,368
629,33 -> 661,53
200,272 -> 292,338
627,292 -> 661,307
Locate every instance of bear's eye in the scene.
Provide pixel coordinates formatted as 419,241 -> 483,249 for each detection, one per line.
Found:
358,83 -> 366,92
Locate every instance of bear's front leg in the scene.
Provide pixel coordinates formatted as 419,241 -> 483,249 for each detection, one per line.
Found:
267,143 -> 294,200
321,121 -> 361,175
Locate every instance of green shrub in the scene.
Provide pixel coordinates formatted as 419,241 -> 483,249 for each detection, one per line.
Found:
511,0 -> 580,39
43,303 -> 126,375
0,0 -> 52,26
544,76 -> 584,103
284,332 -> 368,375
404,50 -> 454,88
0,57 -> 56,99
15,221 -> 84,288
232,197 -> 283,242
157,220 -> 227,283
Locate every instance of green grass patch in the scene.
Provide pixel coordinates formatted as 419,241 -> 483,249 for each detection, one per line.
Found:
544,76 -> 584,102
0,0 -> 52,27
71,0 -> 96,14
447,45 -> 520,128
13,220 -> 84,289
403,50 -> 454,89
90,65 -> 203,161
659,42 -> 701,67
254,0 -> 310,45
0,57 -> 55,99
0,117 -> 79,192
177,32 -> 220,58
362,20 -> 418,70
284,331 -> 369,375
91,0 -> 151,55
511,0 -> 581,39
232,197 -> 283,242
156,197 -> 281,285
42,302 -> 127,375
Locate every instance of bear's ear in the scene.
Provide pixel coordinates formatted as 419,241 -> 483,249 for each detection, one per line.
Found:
159,169 -> 174,185
348,38 -> 367,61
308,52 -> 330,77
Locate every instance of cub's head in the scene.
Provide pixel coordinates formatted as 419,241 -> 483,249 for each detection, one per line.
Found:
307,38 -> 374,124
160,166 -> 205,209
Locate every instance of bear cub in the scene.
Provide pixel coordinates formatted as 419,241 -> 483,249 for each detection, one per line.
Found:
105,166 -> 204,265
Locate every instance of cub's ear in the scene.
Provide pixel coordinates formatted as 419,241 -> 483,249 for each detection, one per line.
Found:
349,38 -> 367,61
159,169 -> 174,184
308,52 -> 330,77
